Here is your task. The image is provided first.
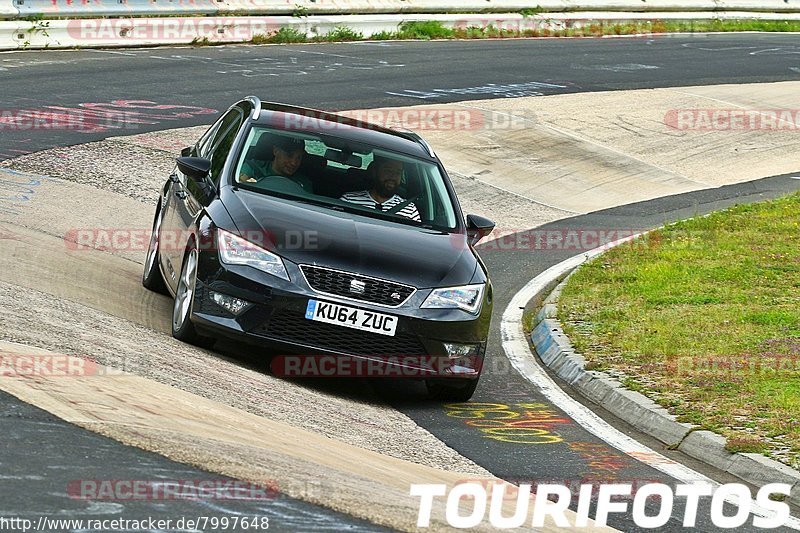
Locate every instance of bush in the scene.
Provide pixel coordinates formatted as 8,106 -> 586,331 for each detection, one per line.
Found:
319,26 -> 363,42
369,31 -> 400,40
398,21 -> 454,40
453,26 -> 487,39
266,27 -> 308,44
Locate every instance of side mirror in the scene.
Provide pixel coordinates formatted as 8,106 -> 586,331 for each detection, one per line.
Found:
177,156 -> 211,183
466,214 -> 495,247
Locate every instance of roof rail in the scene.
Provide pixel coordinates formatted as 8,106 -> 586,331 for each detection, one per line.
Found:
251,101 -> 438,158
246,95 -> 262,121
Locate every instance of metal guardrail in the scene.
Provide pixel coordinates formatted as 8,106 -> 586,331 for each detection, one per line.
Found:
4,11 -> 800,50
13,0 -> 219,18
4,0 -> 800,20
4,15 -> 396,48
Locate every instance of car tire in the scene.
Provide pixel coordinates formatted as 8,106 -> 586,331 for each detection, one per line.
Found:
425,377 -> 479,402
142,202 -> 169,295
172,242 -> 215,348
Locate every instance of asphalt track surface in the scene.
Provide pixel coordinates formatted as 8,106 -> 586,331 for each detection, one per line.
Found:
2,33 -> 800,158
2,33 -> 800,531
0,390 -> 390,532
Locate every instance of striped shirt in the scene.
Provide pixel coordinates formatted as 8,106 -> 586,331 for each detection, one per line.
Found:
340,190 -> 421,222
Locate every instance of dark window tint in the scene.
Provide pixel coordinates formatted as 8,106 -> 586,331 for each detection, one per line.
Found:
207,108 -> 244,185
196,117 -> 223,159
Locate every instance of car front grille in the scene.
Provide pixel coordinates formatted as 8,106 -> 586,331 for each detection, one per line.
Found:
299,265 -> 415,307
253,309 -> 427,358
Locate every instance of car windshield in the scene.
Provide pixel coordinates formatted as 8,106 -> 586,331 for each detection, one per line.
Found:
233,127 -> 459,231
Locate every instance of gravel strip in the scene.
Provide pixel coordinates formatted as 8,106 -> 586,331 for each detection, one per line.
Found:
0,280 -> 489,476
1,139 -> 176,205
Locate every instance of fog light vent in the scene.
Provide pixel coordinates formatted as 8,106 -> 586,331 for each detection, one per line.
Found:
444,343 -> 480,359
443,343 -> 482,374
210,291 -> 252,316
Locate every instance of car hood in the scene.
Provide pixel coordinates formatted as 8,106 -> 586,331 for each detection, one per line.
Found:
220,188 -> 477,288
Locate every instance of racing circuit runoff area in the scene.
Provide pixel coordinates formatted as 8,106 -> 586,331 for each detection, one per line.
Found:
1,34 -> 800,532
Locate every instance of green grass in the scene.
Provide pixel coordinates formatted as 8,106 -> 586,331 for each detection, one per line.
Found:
695,18 -> 800,33
391,19 -> 800,40
190,19 -> 800,48
251,27 -> 308,44
522,307 -> 538,338
558,193 -> 800,468
315,26 -> 364,42
397,21 -> 455,40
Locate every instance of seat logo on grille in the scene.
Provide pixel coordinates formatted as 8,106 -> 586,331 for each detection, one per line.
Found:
391,292 -> 402,300
349,279 -> 366,294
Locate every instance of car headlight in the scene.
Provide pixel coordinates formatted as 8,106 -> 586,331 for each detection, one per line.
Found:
217,228 -> 289,281
421,284 -> 484,314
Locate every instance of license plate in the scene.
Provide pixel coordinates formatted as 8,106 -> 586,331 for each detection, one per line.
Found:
305,300 -> 398,337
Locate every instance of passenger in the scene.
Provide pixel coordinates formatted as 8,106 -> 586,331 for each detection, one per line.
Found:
241,136 -> 313,193
340,156 -> 421,222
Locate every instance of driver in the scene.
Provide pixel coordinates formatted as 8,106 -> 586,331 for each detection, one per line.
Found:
241,136 -> 313,193
340,156 -> 421,222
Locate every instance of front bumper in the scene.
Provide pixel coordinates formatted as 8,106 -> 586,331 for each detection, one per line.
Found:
191,257 -> 491,379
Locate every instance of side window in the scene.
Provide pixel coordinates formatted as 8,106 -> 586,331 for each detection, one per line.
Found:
206,108 -> 244,185
196,119 -> 223,158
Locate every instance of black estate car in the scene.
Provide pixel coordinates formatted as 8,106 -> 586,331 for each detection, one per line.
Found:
142,97 -> 495,401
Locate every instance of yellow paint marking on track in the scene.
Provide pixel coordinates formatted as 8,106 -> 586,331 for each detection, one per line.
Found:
0,341 -> 617,532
